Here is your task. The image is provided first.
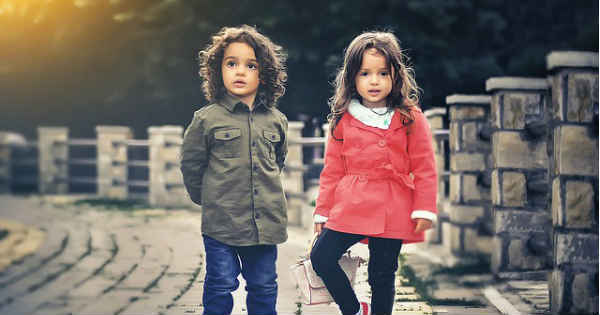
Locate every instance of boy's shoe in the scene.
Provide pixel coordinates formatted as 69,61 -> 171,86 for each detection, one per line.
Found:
358,301 -> 371,315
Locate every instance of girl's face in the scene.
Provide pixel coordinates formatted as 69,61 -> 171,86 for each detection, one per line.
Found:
221,41 -> 260,107
354,48 -> 393,108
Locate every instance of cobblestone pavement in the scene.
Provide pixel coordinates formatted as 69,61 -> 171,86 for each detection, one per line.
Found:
0,195 -> 520,315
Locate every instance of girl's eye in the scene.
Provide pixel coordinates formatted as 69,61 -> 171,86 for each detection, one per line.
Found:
380,71 -> 389,76
359,72 -> 368,76
226,61 -> 237,68
248,63 -> 258,70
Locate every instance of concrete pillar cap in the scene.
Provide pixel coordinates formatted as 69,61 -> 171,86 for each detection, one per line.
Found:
424,107 -> 447,117
37,127 -> 68,135
96,126 -> 132,134
547,51 -> 598,71
148,125 -> 184,135
288,121 -> 305,129
445,94 -> 491,105
485,77 -> 549,92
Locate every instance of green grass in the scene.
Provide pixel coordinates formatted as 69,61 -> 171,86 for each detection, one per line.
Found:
431,256 -> 491,276
72,198 -> 150,211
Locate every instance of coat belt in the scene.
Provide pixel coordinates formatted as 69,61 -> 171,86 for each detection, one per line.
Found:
347,170 -> 415,190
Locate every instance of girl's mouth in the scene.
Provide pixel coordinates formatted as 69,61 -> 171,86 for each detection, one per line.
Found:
368,89 -> 380,95
233,80 -> 246,87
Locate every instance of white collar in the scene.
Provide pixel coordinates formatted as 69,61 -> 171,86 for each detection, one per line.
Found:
348,99 -> 395,129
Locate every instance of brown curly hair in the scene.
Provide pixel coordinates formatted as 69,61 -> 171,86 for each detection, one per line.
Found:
329,31 -> 422,136
198,25 -> 287,107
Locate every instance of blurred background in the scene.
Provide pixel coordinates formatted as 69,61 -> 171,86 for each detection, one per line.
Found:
1,0 -> 598,139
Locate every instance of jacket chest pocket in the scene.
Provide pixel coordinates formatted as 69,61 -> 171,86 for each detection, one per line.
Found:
214,128 -> 242,158
263,130 -> 280,160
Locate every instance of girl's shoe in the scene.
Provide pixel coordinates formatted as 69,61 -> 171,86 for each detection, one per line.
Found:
357,301 -> 371,315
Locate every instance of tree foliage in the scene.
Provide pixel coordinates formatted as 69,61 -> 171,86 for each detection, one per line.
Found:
0,0 -> 597,137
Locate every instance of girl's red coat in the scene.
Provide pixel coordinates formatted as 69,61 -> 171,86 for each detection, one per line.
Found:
315,107 -> 438,243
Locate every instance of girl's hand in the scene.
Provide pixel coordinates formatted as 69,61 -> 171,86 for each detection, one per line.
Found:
414,218 -> 432,233
314,223 -> 325,235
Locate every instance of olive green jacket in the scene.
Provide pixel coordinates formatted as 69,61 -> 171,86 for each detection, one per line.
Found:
180,94 -> 288,246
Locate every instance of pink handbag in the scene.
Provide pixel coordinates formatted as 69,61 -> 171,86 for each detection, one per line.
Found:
289,233 -> 362,305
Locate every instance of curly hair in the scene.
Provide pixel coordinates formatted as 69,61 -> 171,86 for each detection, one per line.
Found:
329,31 -> 422,136
198,25 -> 287,107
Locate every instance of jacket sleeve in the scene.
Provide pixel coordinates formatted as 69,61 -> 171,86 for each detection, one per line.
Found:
407,109 -> 438,217
276,114 -> 288,172
180,111 -> 208,205
314,120 -> 345,217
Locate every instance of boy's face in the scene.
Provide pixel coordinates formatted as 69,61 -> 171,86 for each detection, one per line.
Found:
354,48 -> 393,108
221,41 -> 260,107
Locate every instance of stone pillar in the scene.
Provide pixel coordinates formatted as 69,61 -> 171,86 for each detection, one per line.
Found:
445,95 -> 493,256
547,51 -> 599,315
424,107 -> 448,244
282,121 -> 305,227
486,77 -> 552,279
148,126 -> 190,207
0,133 -> 12,193
38,127 -> 68,194
96,126 -> 132,199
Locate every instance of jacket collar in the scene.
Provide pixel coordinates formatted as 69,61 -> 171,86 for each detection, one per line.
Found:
219,93 -> 267,112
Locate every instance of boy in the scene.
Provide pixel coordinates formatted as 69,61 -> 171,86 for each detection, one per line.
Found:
180,25 -> 288,315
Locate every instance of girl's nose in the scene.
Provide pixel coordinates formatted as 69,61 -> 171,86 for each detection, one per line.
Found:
369,75 -> 379,84
235,67 -> 246,75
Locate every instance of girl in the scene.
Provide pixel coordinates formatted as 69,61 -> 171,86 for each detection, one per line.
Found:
310,31 -> 437,315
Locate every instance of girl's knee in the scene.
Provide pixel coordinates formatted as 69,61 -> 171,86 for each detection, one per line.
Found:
310,248 -> 331,274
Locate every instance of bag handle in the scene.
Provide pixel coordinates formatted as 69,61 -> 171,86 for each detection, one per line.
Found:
307,232 -> 319,257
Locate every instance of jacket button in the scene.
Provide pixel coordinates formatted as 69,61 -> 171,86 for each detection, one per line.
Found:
255,213 -> 261,219
254,189 -> 258,195
378,140 -> 386,147
253,165 -> 258,171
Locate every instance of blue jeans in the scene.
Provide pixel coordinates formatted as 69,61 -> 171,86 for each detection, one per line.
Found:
202,235 -> 278,315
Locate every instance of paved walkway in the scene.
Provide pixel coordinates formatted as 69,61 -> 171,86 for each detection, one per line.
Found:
0,195 -> 545,315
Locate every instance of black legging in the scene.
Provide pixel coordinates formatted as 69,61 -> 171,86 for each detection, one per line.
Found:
310,228 -> 403,315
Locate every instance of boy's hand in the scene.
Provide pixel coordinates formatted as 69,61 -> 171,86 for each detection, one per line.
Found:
314,223 -> 324,235
414,218 -> 432,233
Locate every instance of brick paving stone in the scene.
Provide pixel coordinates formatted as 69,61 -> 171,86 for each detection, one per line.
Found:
0,222 -> 90,309
0,196 -> 515,315
0,227 -> 68,286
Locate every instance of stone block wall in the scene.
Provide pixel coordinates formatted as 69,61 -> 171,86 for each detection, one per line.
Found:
445,95 -> 493,256
424,107 -> 448,244
547,51 -> 599,315
486,78 -> 552,279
